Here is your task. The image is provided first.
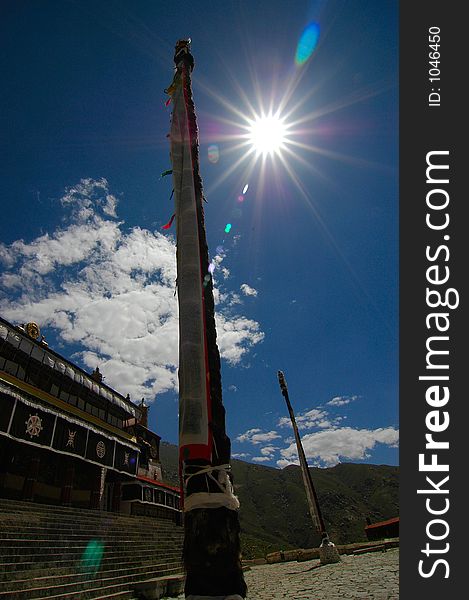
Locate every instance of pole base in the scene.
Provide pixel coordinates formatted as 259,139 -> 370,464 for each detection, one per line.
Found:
319,544 -> 341,564
186,596 -> 245,600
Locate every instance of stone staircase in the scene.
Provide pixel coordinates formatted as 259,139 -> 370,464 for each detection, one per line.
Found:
0,498 -> 184,599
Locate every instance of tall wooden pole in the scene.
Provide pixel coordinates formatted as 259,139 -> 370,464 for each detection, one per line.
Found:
167,39 -> 247,598
277,371 -> 326,535
277,371 -> 340,563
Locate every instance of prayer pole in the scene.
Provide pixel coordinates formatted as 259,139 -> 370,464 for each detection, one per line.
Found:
166,39 -> 247,599
277,371 -> 341,564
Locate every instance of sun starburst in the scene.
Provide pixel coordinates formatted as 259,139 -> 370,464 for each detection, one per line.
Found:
246,113 -> 288,157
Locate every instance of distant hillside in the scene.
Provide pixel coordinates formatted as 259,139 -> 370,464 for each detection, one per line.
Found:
159,442 -> 399,559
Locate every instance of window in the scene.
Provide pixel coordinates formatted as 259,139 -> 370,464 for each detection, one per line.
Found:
19,338 -> 34,356
4,360 -> 19,377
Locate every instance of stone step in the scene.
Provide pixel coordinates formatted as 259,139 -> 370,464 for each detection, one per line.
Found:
0,558 -> 184,594
31,586 -> 138,600
0,499 -> 184,599
0,499 -> 180,524
0,552 -> 183,569
0,517 -> 181,535
0,507 -> 180,523
52,592 -> 137,600
0,518 -> 180,530
0,535 -> 182,547
0,564 -> 184,599
0,533 -> 182,546
0,548 -> 182,564
0,526 -> 183,541
0,551 -> 183,581
0,548 -> 183,566
0,541 -> 182,558
134,574 -> 185,600
0,510 -> 182,531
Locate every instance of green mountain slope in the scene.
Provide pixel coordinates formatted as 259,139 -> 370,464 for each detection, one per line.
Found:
159,442 -> 399,559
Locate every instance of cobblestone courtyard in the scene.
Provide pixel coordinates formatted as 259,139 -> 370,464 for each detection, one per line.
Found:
242,549 -> 399,599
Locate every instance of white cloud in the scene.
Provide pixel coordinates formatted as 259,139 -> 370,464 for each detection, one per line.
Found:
210,254 -> 230,280
252,456 -> 271,463
103,194 -> 118,217
232,453 -> 250,459
215,315 -> 264,365
236,428 -> 281,445
0,178 -> 264,402
327,395 -> 360,407
277,457 -> 300,468
240,283 -> 258,297
277,408 -> 340,431
260,445 -> 277,457
277,426 -> 399,468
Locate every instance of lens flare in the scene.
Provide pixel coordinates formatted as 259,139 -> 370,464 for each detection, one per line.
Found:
81,539 -> 104,575
242,184 -> 249,194
208,144 -> 219,163
224,223 -> 232,233
295,22 -> 320,66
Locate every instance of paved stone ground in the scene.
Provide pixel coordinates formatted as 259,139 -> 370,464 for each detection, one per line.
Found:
242,549 -> 399,599
172,548 -> 399,599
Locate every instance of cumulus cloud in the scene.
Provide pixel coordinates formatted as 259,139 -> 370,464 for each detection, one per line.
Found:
260,445 -> 277,457
235,392 -> 397,468
236,428 -> 281,444
0,178 -> 264,402
215,315 -> 264,365
277,408 -> 341,431
240,283 -> 258,297
210,254 -> 230,280
277,426 -> 399,468
327,395 -> 360,407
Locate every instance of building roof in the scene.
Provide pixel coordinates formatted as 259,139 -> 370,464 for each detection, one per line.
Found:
0,316 -> 141,419
365,516 -> 399,530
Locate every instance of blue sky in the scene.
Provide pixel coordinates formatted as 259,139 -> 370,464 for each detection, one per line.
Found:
0,0 -> 398,468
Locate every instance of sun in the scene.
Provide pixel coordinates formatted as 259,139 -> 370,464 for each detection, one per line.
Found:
247,113 -> 287,157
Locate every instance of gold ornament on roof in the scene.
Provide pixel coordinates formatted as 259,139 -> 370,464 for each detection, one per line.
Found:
25,322 -> 40,340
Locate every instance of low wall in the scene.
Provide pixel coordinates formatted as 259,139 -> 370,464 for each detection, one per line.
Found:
242,538 -> 399,567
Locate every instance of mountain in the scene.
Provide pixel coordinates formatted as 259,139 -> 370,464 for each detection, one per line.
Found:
159,442 -> 399,559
